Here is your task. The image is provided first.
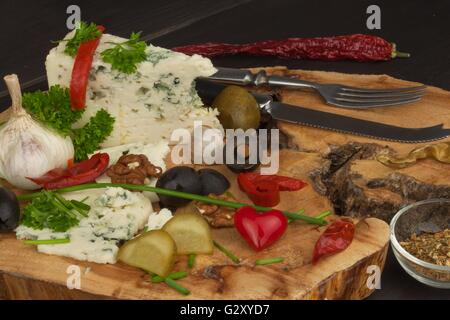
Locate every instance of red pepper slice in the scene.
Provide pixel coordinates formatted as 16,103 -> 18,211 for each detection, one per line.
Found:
70,25 -> 105,110
312,219 -> 355,264
237,172 -> 307,207
239,172 -> 307,191
28,153 -> 109,189
29,168 -> 72,186
237,174 -> 278,207
66,153 -> 103,176
247,180 -> 280,208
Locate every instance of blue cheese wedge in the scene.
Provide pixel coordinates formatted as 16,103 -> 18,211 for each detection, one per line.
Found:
16,187 -> 153,264
46,32 -> 221,147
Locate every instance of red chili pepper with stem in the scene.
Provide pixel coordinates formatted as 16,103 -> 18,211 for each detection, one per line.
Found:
28,153 -> 110,189
312,219 -> 355,264
70,25 -> 105,110
173,34 -> 410,62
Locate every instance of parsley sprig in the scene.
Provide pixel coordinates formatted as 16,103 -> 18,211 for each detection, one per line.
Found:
72,109 -> 115,161
101,32 -> 147,74
23,86 -> 115,161
63,22 -> 102,57
21,191 -> 90,232
23,85 -> 83,136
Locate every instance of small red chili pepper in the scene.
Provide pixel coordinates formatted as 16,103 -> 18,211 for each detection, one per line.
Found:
28,153 -> 109,189
173,34 -> 410,62
234,206 -> 288,251
312,219 -> 355,264
70,25 -> 105,110
237,172 -> 307,207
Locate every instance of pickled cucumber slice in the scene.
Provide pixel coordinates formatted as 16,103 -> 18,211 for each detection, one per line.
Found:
163,205 -> 214,255
118,230 -> 176,277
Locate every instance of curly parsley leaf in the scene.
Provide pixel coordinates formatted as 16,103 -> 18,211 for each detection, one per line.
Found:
22,86 -> 84,136
21,192 -> 81,232
101,32 -> 147,74
23,86 -> 114,161
72,109 -> 115,161
63,21 -> 102,57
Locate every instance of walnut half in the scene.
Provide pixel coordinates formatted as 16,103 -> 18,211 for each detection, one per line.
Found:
107,154 -> 162,185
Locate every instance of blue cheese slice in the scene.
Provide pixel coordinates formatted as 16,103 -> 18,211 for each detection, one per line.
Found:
46,32 -> 221,147
16,187 -> 153,264
146,208 -> 173,231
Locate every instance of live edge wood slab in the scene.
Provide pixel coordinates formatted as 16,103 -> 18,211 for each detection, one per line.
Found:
1,67 -> 449,300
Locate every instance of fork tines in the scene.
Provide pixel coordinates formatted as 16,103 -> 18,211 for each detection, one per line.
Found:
330,85 -> 426,108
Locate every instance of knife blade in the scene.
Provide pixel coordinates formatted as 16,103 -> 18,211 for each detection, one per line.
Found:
196,80 -> 450,143
266,100 -> 450,143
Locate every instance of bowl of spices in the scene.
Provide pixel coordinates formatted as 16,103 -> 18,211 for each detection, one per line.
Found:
390,199 -> 450,288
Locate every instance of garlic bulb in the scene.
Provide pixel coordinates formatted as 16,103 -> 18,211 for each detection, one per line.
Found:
0,74 -> 74,190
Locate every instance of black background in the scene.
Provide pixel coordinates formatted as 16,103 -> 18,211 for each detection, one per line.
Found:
0,0 -> 449,299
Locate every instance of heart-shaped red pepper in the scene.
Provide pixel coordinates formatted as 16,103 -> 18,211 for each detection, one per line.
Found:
234,206 -> 288,251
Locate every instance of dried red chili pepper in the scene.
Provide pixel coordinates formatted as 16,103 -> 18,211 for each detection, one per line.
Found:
28,153 -> 109,189
173,34 -> 410,62
237,172 -> 307,207
70,25 -> 105,110
312,219 -> 355,264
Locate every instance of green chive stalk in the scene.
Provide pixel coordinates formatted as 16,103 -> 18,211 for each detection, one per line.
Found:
24,238 -> 70,245
255,257 -> 284,266
151,271 -> 188,284
315,210 -> 332,220
17,183 -> 327,226
188,254 -> 196,269
164,278 -> 190,295
213,240 -> 240,264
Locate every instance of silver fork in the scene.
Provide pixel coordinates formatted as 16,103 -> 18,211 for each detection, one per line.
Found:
205,67 -> 426,109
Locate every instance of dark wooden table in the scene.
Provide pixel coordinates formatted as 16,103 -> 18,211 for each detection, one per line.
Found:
0,0 -> 449,300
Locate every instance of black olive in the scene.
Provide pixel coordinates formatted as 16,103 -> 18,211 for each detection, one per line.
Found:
0,187 -> 20,232
198,169 -> 230,196
224,139 -> 260,173
156,166 -> 203,207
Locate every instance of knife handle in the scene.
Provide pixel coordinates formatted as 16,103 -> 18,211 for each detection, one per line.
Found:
206,67 -> 258,85
207,67 -> 317,89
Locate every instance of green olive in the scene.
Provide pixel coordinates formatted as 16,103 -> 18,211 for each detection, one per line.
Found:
213,85 -> 261,130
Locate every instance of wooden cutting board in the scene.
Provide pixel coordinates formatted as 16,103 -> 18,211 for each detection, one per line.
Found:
2,66 -> 449,300
255,67 -> 450,222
